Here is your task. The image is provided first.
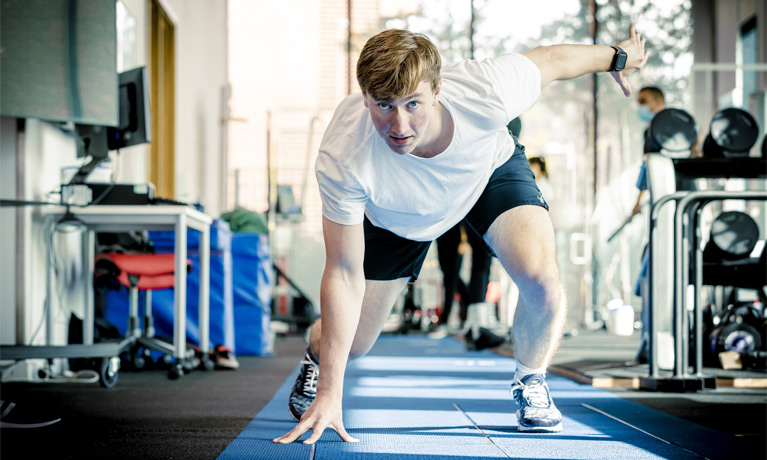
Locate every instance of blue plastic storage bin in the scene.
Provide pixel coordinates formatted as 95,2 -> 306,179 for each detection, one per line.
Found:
231,232 -> 273,356
105,220 -> 235,351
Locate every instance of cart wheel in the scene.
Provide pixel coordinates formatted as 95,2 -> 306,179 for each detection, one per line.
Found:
168,363 -> 184,380
183,358 -> 199,374
157,354 -> 173,370
140,348 -> 155,370
132,354 -> 146,371
99,357 -> 120,389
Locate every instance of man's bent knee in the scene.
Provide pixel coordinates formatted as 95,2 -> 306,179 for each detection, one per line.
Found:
348,343 -> 374,360
517,270 -> 566,314
308,320 -> 375,360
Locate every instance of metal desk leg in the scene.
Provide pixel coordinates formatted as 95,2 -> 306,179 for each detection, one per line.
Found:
174,214 -> 188,362
199,226 -> 210,356
83,230 -> 95,345
45,218 -> 54,346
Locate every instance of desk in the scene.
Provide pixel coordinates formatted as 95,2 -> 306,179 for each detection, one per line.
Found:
1,205 -> 212,371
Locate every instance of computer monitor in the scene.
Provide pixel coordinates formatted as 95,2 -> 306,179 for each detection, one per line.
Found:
107,67 -> 151,151
70,66 -> 151,184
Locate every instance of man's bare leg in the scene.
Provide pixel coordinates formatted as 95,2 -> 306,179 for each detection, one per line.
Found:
485,205 -> 566,368
484,205 -> 566,432
309,277 -> 409,359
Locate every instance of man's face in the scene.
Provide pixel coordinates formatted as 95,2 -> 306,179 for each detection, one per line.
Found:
637,90 -> 662,114
363,80 -> 440,155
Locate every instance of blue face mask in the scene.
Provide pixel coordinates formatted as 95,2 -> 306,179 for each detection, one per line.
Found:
637,105 -> 654,122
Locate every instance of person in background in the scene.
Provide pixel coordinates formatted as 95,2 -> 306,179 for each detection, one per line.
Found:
631,86 -> 666,218
528,156 -> 553,205
432,221 -> 493,340
434,222 -> 470,335
627,86 -> 665,363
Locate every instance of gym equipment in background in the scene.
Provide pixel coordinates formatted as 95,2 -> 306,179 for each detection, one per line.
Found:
644,108 -> 698,156
701,210 -> 766,369
608,108 -> 697,242
702,108 -> 760,158
703,211 -> 760,261
705,301 -> 766,369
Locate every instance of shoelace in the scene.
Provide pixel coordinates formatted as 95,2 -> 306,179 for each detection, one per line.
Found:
521,384 -> 551,408
511,380 -> 552,407
300,357 -> 319,395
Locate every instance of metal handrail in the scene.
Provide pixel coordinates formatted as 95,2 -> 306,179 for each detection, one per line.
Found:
647,192 -> 689,378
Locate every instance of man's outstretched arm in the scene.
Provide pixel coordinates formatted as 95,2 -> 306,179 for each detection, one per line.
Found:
273,217 -> 365,444
523,25 -> 649,97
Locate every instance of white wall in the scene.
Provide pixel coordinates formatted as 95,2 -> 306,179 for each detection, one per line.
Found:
23,121 -> 83,346
0,118 -> 83,347
163,0 -> 230,216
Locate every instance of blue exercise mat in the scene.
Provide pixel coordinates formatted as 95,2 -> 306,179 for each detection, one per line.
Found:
218,335 -> 755,460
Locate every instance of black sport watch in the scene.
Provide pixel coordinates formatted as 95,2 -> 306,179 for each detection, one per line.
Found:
609,46 -> 627,72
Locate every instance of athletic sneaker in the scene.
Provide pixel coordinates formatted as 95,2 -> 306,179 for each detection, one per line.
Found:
288,348 -> 319,421
464,327 -> 506,351
511,374 -> 563,433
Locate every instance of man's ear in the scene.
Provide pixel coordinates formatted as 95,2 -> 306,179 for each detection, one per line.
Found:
433,78 -> 442,104
363,93 -> 369,108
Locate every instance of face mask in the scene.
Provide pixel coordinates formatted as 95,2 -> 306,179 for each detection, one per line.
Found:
637,105 -> 654,122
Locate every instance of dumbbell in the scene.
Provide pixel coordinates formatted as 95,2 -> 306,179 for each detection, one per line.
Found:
702,108 -> 760,158
703,211 -> 760,262
644,108 -> 698,156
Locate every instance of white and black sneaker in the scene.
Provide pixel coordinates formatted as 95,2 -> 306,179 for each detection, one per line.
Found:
511,374 -> 563,433
288,348 -> 319,422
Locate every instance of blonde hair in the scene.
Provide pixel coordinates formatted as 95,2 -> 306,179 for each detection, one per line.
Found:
356,29 -> 441,102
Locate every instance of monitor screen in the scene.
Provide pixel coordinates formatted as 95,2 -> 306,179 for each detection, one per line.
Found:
0,0 -> 118,126
75,66 -> 150,160
107,66 -> 151,150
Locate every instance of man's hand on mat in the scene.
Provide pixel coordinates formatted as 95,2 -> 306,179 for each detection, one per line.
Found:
273,396 -> 359,444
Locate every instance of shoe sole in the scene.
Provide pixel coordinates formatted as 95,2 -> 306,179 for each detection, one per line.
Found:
517,422 -> 563,433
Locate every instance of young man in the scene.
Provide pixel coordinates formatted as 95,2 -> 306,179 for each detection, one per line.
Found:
275,26 -> 648,445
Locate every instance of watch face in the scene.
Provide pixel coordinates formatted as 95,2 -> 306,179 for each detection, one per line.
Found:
616,53 -> 628,70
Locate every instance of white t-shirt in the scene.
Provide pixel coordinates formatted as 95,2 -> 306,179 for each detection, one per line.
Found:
316,53 -> 541,241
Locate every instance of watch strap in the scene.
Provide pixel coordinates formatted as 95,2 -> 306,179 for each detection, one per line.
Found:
609,46 -> 626,72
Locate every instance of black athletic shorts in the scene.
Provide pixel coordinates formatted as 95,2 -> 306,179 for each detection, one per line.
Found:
363,141 -> 549,281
